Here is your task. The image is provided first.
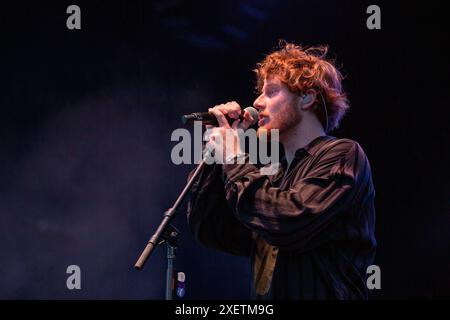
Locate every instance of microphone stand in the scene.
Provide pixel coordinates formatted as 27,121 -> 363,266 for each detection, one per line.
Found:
134,151 -> 210,300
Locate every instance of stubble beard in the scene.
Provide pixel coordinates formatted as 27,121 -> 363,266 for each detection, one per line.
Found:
257,102 -> 302,141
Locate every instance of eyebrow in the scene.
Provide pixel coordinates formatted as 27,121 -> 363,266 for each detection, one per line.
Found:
263,83 -> 280,91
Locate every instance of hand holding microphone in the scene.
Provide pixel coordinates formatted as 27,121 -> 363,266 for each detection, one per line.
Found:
182,101 -> 259,163
181,101 -> 258,130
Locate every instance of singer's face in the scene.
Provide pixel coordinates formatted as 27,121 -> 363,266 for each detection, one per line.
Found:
253,77 -> 302,138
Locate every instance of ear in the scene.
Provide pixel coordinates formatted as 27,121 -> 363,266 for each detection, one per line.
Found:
300,89 -> 317,110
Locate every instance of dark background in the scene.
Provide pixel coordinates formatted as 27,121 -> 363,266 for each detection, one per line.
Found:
0,0 -> 449,299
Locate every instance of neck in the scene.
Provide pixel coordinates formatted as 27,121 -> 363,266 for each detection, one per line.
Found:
280,121 -> 326,167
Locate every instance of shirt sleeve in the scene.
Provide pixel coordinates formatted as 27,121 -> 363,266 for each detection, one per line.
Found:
222,139 -> 371,252
186,163 -> 252,257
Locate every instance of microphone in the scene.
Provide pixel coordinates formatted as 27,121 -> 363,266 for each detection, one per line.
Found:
181,106 -> 259,126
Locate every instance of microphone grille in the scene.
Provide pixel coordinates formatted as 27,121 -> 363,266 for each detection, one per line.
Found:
244,107 -> 259,125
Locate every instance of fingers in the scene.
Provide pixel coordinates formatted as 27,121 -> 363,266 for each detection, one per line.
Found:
207,100 -> 246,136
208,108 -> 230,128
226,101 -> 241,119
210,101 -> 242,122
231,119 -> 241,129
243,109 -> 256,123
204,127 -> 221,142
238,109 -> 255,130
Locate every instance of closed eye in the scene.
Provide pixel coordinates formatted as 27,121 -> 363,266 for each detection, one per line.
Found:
265,87 -> 279,97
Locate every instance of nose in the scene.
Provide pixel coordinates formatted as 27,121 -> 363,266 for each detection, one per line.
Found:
253,95 -> 265,111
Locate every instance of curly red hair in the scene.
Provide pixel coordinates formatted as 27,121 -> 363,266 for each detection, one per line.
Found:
254,41 -> 350,132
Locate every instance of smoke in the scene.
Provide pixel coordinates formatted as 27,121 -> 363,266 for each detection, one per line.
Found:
0,79 -> 253,299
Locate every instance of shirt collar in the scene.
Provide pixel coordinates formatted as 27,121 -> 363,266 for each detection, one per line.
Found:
278,135 -> 335,159
298,135 -> 335,156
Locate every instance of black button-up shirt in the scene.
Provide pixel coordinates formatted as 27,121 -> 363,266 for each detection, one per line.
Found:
187,135 -> 376,299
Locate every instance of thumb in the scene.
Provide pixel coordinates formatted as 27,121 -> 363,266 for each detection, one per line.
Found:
231,119 -> 241,129
238,110 -> 254,130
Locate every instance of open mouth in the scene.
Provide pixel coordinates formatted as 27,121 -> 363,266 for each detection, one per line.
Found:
258,115 -> 268,126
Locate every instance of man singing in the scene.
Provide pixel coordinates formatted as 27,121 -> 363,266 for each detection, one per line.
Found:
186,41 -> 376,299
